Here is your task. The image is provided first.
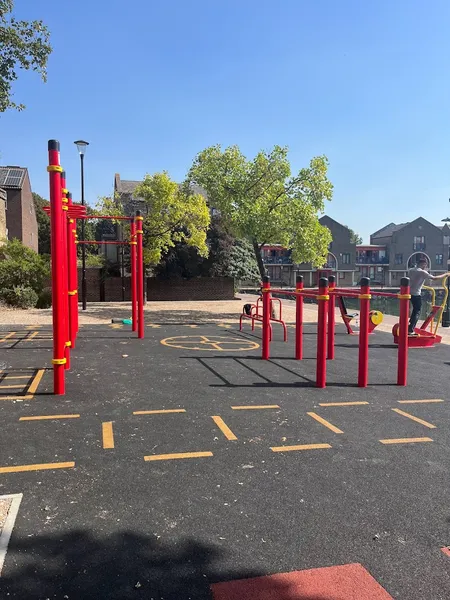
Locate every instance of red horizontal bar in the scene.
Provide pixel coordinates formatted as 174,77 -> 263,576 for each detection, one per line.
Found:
77,215 -> 133,221
77,240 -> 130,245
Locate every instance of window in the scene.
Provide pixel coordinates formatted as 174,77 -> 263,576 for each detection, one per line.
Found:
340,272 -> 346,279
341,253 -> 350,264
395,253 -> 403,264
444,236 -> 450,245
436,254 -> 443,265
413,236 -> 426,251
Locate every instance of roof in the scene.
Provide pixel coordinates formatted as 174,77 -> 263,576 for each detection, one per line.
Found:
0,166 -> 27,189
115,173 -> 207,199
371,222 -> 408,239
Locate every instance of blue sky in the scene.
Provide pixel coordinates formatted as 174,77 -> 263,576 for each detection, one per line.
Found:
1,0 -> 450,242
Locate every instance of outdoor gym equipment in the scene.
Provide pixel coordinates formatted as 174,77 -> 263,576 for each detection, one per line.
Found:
337,295 -> 383,335
392,276 -> 449,347
240,297 -> 287,341
47,140 -> 145,395
260,274 -> 410,388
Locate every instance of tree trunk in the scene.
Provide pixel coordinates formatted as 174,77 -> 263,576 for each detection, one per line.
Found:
252,240 -> 266,281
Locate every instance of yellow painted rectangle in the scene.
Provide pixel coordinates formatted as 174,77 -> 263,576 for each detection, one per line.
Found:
27,369 -> 45,395
391,408 -> 436,429
271,443 -> 331,452
144,451 -> 213,461
19,414 -> 80,421
2,376 -> 32,380
398,399 -> 444,404
23,331 -> 38,341
319,401 -> 369,406
102,422 -> 115,449
133,409 -> 186,415
307,412 -> 343,434
379,437 -> 433,445
231,405 -> 280,410
0,395 -> 33,401
0,461 -> 75,474
212,416 -> 237,441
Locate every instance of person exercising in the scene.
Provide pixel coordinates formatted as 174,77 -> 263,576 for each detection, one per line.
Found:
408,258 -> 450,335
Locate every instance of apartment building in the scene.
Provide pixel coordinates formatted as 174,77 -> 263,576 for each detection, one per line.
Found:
0,166 -> 38,251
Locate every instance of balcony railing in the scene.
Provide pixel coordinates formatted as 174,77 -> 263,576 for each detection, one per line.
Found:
356,256 -> 389,265
263,256 -> 293,264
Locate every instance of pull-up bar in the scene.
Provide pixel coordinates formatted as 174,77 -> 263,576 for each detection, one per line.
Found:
77,215 -> 133,221
76,240 -> 132,245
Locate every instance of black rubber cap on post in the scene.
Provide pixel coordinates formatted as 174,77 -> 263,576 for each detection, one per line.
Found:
61,170 -> 66,180
400,277 -> 410,286
136,210 -> 141,217
48,140 -> 59,151
263,275 -> 270,284
296,274 -> 303,283
328,275 -> 335,284
319,277 -> 328,288
67,192 -> 72,199
360,277 -> 370,286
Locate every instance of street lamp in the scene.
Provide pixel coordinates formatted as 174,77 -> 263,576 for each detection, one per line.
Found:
74,140 -> 89,310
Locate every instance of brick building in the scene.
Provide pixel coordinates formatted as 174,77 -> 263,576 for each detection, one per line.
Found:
0,188 -> 6,242
0,167 -> 38,251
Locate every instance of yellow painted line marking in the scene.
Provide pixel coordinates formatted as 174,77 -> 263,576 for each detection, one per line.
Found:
0,332 -> 16,342
271,443 -> 332,453
231,404 -> 280,410
398,399 -> 444,404
27,369 -> 45,395
0,395 -> 33,401
184,324 -> 198,328
133,409 -> 186,415
212,416 -> 237,440
147,324 -> 161,328
391,408 -> 436,429
144,451 -> 213,462
2,376 -> 32,380
102,422 -> 115,449
0,461 -> 75,474
19,414 -> 80,422
307,412 -> 343,434
0,385 -> 27,389
23,331 -> 38,341
380,437 -> 433,445
319,401 -> 369,406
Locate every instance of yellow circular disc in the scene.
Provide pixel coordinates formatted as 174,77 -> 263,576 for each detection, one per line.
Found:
160,335 -> 260,352
369,310 -> 383,325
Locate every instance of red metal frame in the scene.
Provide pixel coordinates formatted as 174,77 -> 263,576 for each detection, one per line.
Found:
130,220 -> 137,332
397,278 -> 410,385
136,212 -> 145,339
240,296 -> 287,341
295,275 -> 304,360
327,275 -> 336,360
316,278 -> 328,388
357,278 -> 370,387
262,276 -> 271,359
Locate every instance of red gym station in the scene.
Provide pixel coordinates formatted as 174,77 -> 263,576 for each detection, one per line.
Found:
46,139 -> 145,395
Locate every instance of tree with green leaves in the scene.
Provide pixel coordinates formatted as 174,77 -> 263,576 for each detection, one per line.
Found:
186,145 -> 333,279
346,226 -> 363,245
99,172 -> 211,267
0,1 -> 52,112
33,192 -> 50,254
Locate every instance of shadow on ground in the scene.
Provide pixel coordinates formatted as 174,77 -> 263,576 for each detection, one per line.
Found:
0,530 -> 324,600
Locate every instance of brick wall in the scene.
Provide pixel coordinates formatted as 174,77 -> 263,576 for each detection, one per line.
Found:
5,188 -> 22,242
21,172 -> 38,252
0,189 -> 6,241
77,268 -> 101,302
147,277 -> 235,301
76,268 -> 133,302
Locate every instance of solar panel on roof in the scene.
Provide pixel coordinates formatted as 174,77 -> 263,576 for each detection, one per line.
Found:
0,167 -> 25,188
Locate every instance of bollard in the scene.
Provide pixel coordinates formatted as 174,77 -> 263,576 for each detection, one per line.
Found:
262,276 -> 271,360
48,140 -> 66,395
358,277 -> 371,387
397,277 -> 410,386
295,275 -> 304,360
316,277 -> 329,388
327,275 -> 336,360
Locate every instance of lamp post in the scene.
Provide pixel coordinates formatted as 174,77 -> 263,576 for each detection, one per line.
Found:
74,140 -> 89,310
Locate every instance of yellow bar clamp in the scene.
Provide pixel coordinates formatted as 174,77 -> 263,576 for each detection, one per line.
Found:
61,188 -> 68,194
135,216 -> 144,221
317,294 -> 330,300
52,358 -> 67,365
358,294 -> 372,299
397,294 -> 411,300
65,341 -> 72,348
68,290 -> 78,296
47,165 -> 63,173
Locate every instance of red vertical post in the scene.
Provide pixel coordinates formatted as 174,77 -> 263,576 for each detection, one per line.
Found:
136,211 -> 145,339
327,275 -> 336,360
60,172 -> 70,369
130,220 -> 137,332
316,277 -> 329,388
48,140 -> 66,395
262,275 -> 271,360
295,275 -> 304,360
67,193 -> 78,348
397,277 -> 410,386
357,277 -> 371,388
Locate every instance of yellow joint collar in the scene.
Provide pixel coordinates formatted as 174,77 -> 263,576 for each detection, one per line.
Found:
62,198 -> 68,203
69,219 -> 74,224
397,294 -> 411,299
136,230 -> 143,234
52,358 -> 67,365
317,294 -> 330,300
62,206 -> 68,211
68,290 -> 78,296
129,241 -> 137,245
65,341 -> 72,347
261,287 -> 271,292
135,216 -> 144,221
61,188 -> 68,194
358,294 -> 372,299
47,165 -> 63,173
